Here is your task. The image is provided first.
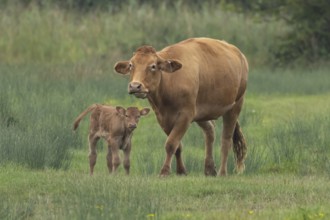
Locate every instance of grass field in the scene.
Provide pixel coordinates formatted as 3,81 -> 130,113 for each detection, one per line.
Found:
1,3 -> 330,220
0,165 -> 329,220
1,64 -> 329,220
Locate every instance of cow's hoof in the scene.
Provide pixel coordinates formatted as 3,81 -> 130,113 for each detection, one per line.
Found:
204,160 -> 217,176
217,170 -> 227,176
204,168 -> 217,176
235,162 -> 245,174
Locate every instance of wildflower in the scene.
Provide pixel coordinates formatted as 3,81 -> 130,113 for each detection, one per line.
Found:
95,204 -> 104,210
248,210 -> 254,215
147,213 -> 155,218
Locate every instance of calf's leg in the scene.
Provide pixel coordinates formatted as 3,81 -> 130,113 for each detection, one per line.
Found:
123,142 -> 131,175
106,145 -> 113,173
88,134 -> 99,176
107,138 -> 121,173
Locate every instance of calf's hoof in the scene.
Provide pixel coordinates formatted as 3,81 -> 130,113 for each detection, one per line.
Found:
176,168 -> 187,176
159,166 -> 171,177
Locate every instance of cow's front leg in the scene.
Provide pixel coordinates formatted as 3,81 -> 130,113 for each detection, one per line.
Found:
175,143 -> 187,175
160,114 -> 191,177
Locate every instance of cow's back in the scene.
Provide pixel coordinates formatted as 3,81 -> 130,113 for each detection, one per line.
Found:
158,38 -> 248,121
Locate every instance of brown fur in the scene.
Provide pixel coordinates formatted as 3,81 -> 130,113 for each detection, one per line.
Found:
114,37 -> 248,176
73,104 -> 150,175
135,45 -> 157,54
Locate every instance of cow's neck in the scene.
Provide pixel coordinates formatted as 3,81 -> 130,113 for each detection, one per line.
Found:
147,92 -> 161,115
146,80 -> 171,126
148,80 -> 166,114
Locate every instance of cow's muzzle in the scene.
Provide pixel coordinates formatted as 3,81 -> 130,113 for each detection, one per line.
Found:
128,82 -> 148,99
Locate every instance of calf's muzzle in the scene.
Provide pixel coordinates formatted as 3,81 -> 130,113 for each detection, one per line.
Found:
128,123 -> 137,130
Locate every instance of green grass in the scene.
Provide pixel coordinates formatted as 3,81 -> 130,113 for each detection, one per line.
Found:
0,2 -> 285,66
0,165 -> 329,220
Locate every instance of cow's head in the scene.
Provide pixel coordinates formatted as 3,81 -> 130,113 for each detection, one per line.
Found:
116,106 -> 150,130
114,46 -> 182,99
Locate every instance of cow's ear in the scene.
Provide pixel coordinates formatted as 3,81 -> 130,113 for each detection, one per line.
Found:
114,61 -> 130,75
116,106 -> 126,115
140,108 -> 150,116
159,59 -> 182,73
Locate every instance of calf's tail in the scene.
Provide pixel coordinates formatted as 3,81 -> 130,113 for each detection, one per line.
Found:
232,121 -> 247,174
73,104 -> 98,130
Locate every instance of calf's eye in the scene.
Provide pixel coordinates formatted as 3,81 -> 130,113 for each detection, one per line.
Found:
150,64 -> 157,71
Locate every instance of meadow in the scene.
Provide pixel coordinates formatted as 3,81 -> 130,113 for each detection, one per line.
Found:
1,3 -> 330,220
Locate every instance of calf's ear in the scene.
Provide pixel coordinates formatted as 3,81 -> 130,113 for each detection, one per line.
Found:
114,61 -> 130,75
158,59 -> 182,73
140,108 -> 150,116
116,106 -> 126,115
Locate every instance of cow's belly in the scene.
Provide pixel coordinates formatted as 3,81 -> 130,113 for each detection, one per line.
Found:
194,102 -> 236,121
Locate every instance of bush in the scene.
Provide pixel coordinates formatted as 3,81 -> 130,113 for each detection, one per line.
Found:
224,0 -> 330,65
0,65 -> 78,169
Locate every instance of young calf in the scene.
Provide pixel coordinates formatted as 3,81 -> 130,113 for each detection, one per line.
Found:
73,104 -> 150,175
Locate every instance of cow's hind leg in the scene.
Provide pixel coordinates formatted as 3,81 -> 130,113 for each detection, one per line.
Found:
219,97 -> 245,176
197,121 -> 217,176
175,143 -> 187,175
88,134 -> 99,176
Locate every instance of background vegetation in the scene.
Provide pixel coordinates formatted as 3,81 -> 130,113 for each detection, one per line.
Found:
0,1 -> 329,219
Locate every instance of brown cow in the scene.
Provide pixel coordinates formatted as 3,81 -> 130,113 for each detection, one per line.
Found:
73,104 -> 150,175
114,37 -> 248,177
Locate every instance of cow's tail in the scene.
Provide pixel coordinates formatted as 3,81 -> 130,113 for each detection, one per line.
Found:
232,121 -> 247,174
73,104 -> 98,130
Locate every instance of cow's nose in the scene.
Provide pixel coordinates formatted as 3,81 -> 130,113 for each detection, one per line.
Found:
129,82 -> 142,94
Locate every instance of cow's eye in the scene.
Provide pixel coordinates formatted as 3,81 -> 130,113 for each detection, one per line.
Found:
150,64 -> 157,71
129,63 -> 133,70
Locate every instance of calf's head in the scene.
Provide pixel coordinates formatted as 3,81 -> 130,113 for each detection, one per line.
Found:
114,46 -> 182,99
116,106 -> 150,130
